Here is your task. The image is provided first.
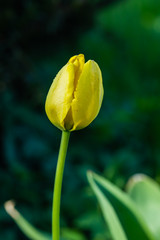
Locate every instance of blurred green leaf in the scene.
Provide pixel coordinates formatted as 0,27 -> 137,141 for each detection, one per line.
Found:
61,228 -> 86,240
126,174 -> 160,240
87,171 -> 127,240
88,171 -> 155,240
4,201 -> 51,240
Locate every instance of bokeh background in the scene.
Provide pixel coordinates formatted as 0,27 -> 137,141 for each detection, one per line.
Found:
1,0 -> 160,239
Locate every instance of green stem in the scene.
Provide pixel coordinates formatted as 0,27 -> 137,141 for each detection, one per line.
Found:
52,130 -> 70,240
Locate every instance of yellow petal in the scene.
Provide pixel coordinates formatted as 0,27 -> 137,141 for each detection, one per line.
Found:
62,54 -> 85,130
71,60 -> 104,131
45,63 -> 75,130
68,54 -> 85,89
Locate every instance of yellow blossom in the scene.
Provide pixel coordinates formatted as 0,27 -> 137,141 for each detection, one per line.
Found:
45,54 -> 104,131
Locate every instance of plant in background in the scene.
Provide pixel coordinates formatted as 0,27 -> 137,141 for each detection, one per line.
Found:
4,55 -> 160,240
87,172 -> 160,240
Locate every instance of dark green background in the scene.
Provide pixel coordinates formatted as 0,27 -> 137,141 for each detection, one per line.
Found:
1,0 -> 160,239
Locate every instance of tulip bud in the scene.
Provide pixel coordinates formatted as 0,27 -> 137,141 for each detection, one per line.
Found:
45,54 -> 104,131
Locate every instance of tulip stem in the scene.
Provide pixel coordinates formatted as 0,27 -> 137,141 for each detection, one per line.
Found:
52,130 -> 70,240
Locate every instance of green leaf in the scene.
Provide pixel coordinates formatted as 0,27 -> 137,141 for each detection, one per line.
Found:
4,201 -> 51,240
87,171 -> 128,240
87,171 -> 155,240
61,228 -> 86,240
126,174 -> 160,240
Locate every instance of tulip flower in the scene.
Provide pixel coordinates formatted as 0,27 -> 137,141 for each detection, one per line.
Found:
45,54 -> 103,131
45,54 -> 104,240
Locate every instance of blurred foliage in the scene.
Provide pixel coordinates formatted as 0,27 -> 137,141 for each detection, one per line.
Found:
88,172 -> 160,240
1,0 -> 160,239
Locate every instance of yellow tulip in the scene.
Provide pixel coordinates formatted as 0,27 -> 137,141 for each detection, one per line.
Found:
45,54 -> 104,131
